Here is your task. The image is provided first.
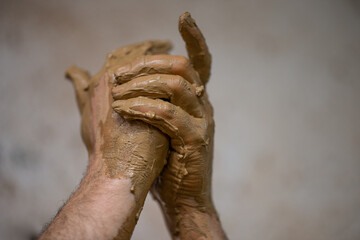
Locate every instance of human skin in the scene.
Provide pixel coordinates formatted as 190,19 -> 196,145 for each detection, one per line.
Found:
40,41 -> 172,240
111,12 -> 227,239
40,12 -> 226,240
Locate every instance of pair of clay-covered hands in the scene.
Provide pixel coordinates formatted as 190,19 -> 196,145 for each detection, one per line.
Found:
66,13 -> 215,235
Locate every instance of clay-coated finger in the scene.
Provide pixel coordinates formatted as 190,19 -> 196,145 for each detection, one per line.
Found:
179,12 -> 211,85
111,55 -> 202,86
112,97 -> 201,153
112,74 -> 205,118
65,66 -> 91,113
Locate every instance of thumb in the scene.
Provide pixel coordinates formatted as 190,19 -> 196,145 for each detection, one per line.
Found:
65,66 -> 91,114
178,12 -> 212,85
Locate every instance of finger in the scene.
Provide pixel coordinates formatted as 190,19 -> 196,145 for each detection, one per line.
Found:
179,12 -> 212,85
112,97 -> 201,153
112,74 -> 205,118
111,55 -> 202,86
65,66 -> 91,113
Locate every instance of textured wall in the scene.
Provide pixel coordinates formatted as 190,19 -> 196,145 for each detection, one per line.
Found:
0,0 -> 359,239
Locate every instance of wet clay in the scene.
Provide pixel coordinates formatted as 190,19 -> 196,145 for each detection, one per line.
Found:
66,12 -> 224,239
66,40 -> 172,240
111,13 -> 222,238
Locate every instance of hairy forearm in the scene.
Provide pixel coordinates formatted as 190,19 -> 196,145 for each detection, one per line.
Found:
40,163 -> 142,240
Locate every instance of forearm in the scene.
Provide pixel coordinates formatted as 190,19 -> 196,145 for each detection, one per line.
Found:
159,200 -> 227,240
40,160 -> 145,240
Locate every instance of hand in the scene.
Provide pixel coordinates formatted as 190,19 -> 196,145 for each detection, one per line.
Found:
111,13 -> 225,239
40,13 -> 226,240
66,41 -> 172,179
63,41 -> 172,239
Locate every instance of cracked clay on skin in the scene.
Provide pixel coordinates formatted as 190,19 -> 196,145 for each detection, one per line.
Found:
66,12 -> 220,240
66,40 -> 172,240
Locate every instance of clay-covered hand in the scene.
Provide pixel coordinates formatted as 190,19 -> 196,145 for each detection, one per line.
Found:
111,13 -> 215,217
65,41 -> 172,239
65,41 -> 172,183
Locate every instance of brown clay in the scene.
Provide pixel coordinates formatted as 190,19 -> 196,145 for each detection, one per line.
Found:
66,40 -> 172,239
111,13 -> 223,239
65,12 -> 225,239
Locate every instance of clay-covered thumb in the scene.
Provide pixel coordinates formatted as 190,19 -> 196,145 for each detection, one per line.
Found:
65,66 -> 91,114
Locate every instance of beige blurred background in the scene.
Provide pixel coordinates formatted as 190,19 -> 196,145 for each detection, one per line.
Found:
0,0 -> 359,239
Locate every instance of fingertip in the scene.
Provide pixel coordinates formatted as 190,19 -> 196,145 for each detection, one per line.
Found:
65,65 -> 80,80
111,86 -> 117,97
179,12 -> 196,30
65,65 -> 77,81
65,65 -> 91,84
112,100 -> 129,112
113,63 -> 133,83
111,100 -> 121,109
65,65 -> 91,114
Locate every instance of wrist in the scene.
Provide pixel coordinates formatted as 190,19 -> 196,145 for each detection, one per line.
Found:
40,174 -> 138,240
157,199 -> 226,239
160,196 -> 216,219
81,155 -> 154,239
41,152 -> 152,240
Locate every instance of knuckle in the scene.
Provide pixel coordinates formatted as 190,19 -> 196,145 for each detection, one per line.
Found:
163,103 -> 176,118
174,75 -> 188,88
162,102 -> 172,112
168,75 -> 187,93
176,55 -> 190,67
